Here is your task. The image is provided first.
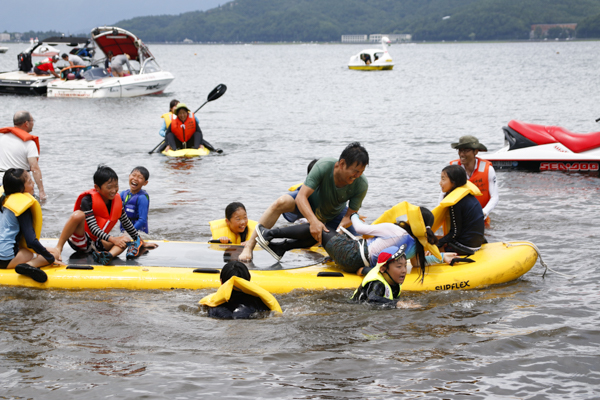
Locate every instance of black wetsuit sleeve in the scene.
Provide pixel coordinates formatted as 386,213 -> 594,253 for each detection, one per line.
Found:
438,204 -> 461,247
17,209 -> 55,264
208,305 -> 234,319
119,207 -> 139,241
361,281 -> 398,308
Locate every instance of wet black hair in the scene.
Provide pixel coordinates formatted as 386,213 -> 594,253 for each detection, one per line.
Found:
169,99 -> 179,110
131,166 -> 149,181
0,168 -> 27,212
442,165 -> 468,193
339,142 -> 369,168
220,261 -> 251,283
93,165 -> 118,187
61,53 -> 68,59
307,159 -> 318,175
225,202 -> 246,220
397,207 -> 439,284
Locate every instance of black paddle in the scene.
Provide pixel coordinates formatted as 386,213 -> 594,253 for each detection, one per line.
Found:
149,83 -> 227,154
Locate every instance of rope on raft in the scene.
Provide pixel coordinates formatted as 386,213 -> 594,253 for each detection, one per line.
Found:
502,241 -> 576,279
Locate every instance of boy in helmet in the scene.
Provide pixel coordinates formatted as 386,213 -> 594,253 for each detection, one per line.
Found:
351,245 -> 419,309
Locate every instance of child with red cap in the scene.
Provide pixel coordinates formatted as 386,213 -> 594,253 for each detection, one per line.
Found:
350,244 -> 418,308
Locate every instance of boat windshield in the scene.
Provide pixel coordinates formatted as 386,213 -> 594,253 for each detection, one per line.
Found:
141,59 -> 161,73
82,67 -> 110,81
127,60 -> 141,74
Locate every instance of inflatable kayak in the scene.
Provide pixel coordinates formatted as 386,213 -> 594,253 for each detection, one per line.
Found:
0,239 -> 538,293
162,147 -> 210,158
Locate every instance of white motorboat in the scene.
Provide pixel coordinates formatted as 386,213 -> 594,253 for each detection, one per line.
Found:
47,27 -> 174,98
348,36 -> 394,70
0,36 -> 91,95
0,47 -> 8,54
480,120 -> 600,174
31,44 -> 60,57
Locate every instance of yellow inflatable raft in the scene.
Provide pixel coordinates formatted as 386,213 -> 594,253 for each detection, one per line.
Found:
0,239 -> 538,293
162,147 -> 210,158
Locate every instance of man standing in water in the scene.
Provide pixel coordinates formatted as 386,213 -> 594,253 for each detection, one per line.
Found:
448,135 -> 498,226
0,111 -> 47,201
239,142 -> 369,261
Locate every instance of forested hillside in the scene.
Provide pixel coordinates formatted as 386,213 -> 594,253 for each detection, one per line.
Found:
111,0 -> 600,42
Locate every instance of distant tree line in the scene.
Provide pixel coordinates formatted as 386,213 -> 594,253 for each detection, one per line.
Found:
9,0 -> 600,43
110,0 -> 600,42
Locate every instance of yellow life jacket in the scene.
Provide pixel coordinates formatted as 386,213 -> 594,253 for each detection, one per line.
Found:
2,191 -> 43,253
199,276 -> 282,313
288,182 -> 303,192
431,181 -> 481,235
209,219 -> 258,244
372,201 -> 442,260
161,112 -> 172,128
352,266 -> 400,300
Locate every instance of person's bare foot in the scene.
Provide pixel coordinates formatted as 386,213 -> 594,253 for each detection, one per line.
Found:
238,246 -> 253,261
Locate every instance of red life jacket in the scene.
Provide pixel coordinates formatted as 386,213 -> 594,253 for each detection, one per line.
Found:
0,127 -> 40,154
36,58 -> 55,72
170,112 -> 196,143
74,189 -> 123,240
450,158 -> 492,208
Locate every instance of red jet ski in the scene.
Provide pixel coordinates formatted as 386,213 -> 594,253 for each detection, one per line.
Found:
481,120 -> 600,174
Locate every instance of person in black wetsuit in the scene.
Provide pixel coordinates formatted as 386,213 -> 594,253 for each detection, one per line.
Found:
0,169 -> 64,282
207,261 -> 271,320
437,165 -> 485,255
351,245 -> 419,309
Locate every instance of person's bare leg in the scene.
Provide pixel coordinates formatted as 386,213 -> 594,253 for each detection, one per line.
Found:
56,211 -> 86,260
238,194 -> 296,261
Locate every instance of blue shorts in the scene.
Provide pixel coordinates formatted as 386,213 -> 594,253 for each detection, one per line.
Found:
282,188 -> 357,235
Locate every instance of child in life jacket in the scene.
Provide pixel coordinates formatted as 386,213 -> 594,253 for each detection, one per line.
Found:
0,169 -> 64,282
351,245 -> 419,309
55,165 -> 155,265
199,261 -> 281,319
437,165 -> 485,255
164,103 -> 204,151
120,166 -> 151,234
209,202 -> 257,244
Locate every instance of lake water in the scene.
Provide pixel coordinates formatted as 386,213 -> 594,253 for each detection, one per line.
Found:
1,41 -> 599,399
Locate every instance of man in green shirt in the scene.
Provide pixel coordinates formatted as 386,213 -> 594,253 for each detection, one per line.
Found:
239,142 -> 369,261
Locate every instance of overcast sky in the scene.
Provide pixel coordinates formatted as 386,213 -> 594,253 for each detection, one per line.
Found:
2,0 -> 223,34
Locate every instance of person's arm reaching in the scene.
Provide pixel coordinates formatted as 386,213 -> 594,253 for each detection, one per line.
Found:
295,184 -> 327,243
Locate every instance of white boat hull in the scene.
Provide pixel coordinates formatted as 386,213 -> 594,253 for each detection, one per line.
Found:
482,144 -> 600,172
348,37 -> 394,70
0,71 -> 55,95
47,71 -> 174,98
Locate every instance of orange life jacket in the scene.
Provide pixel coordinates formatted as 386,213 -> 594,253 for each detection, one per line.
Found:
74,189 -> 123,241
450,158 -> 492,209
170,112 -> 196,143
0,127 -> 40,154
